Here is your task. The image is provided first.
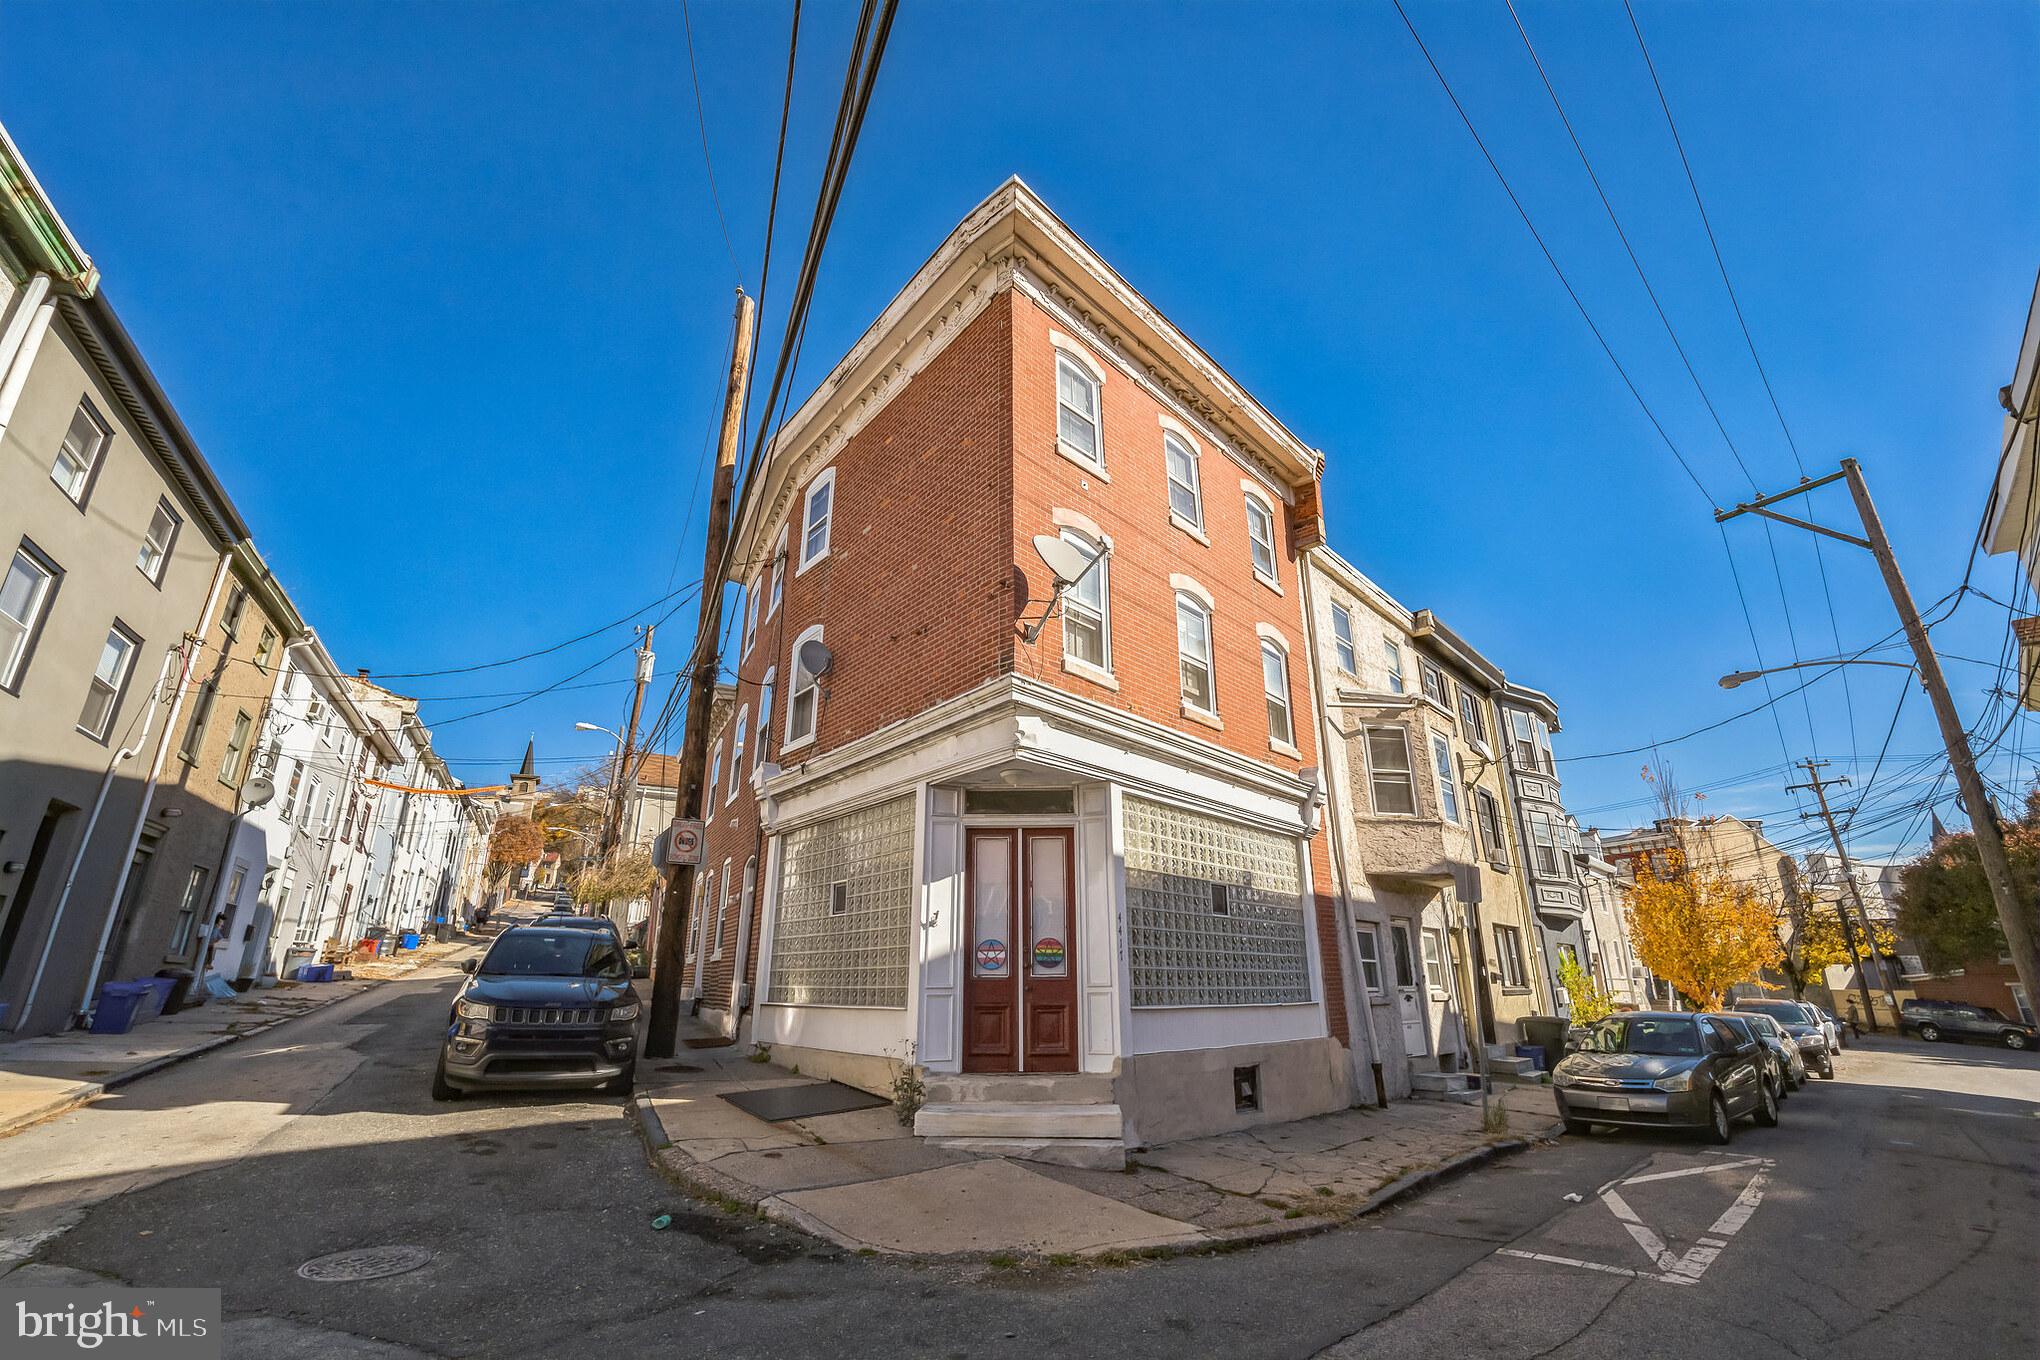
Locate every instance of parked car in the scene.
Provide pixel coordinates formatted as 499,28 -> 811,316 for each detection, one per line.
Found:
1715,1012 -> 1798,1098
1731,998 -> 1834,1078
1552,1013 -> 1777,1143
1729,1011 -> 1808,1091
1812,1004 -> 1846,1051
433,924 -> 641,1099
1900,998 -> 2037,1050
533,913 -> 624,942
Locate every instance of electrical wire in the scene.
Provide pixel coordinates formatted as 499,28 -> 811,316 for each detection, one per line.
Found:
679,0 -> 742,283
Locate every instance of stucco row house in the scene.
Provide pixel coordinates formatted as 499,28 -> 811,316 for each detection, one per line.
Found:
0,120 -> 490,1037
663,180 -> 1642,1163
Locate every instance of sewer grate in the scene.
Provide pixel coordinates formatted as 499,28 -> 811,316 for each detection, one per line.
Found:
296,1245 -> 434,1283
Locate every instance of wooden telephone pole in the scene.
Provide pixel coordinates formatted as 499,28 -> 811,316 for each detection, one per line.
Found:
646,288 -> 754,1060
1718,458 -> 2040,1030
1786,759 -> 1886,1031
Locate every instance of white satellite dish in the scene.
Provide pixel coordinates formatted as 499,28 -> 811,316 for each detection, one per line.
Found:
1032,533 -> 1090,587
797,637 -> 834,677
242,775 -> 276,811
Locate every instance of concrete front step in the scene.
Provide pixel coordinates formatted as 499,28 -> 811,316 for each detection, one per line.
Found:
922,1072 -> 1116,1106
1409,1070 -> 1484,1103
1485,1053 -> 1541,1077
929,1136 -> 1128,1171
914,1101 -> 1125,1140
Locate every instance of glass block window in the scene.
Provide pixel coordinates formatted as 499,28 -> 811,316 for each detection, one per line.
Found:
768,794 -> 914,1007
1123,795 -> 1310,1007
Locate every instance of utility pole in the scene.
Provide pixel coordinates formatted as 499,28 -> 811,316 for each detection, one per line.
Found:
602,624 -> 656,857
1786,760 -> 1884,1031
647,288 -> 754,1060
1718,457 -> 2040,1031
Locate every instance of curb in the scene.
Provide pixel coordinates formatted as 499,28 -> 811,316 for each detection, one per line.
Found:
0,973 -> 415,1140
624,1085 -> 1569,1262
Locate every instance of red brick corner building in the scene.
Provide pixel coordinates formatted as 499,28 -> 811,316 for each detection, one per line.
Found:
678,180 -> 1352,1163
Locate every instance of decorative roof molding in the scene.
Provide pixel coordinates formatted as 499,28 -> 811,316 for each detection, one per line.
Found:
0,119 -> 96,295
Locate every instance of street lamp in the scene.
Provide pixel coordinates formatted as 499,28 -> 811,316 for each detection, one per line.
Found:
1717,657 -> 1914,690
573,721 -> 625,858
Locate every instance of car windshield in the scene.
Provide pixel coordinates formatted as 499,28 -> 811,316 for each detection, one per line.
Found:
480,930 -> 626,979
1577,1017 -> 1702,1056
1737,1000 -> 1811,1025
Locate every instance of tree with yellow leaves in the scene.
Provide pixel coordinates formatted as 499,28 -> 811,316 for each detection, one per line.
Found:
1778,900 -> 1897,1000
1556,952 -> 1616,1024
1624,851 -> 1784,1011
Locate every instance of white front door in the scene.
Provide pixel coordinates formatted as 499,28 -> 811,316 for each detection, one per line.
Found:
1389,922 -> 1428,1057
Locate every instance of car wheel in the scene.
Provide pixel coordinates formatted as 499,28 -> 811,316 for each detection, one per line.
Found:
602,1061 -> 638,1097
1818,1053 -> 1835,1080
1754,1080 -> 1779,1127
431,1056 -> 462,1102
1918,1022 -> 1941,1043
1704,1094 -> 1733,1145
2004,1030 -> 2031,1051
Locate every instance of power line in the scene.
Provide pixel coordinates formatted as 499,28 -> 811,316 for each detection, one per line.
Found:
361,578 -> 700,680
679,0 -> 742,283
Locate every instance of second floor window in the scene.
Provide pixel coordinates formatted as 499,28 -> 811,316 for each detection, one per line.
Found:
1365,726 -> 1416,815
219,711 -> 254,785
180,678 -> 216,763
787,628 -> 824,748
1,544 -> 58,690
51,399 -> 110,505
78,623 -> 138,740
138,500 -> 179,583
1331,603 -> 1357,674
1431,733 -> 1460,823
1494,925 -> 1527,988
1175,594 -> 1214,713
1475,788 -> 1508,866
1383,639 -> 1406,695
1060,531 -> 1108,670
253,626 -> 278,672
1530,810 -> 1560,877
1163,432 -> 1202,527
800,469 -> 835,570
1457,685 -> 1488,746
1262,641 -> 1293,747
1056,354 -> 1100,463
1244,493 -> 1277,581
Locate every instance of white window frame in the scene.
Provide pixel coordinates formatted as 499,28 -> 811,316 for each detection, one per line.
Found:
727,706 -> 748,805
769,527 -> 787,614
1364,725 -> 1417,816
784,624 -> 824,751
78,621 -> 139,741
1163,430 -> 1202,531
1421,928 -> 1448,998
1054,349 -> 1104,469
1529,810 -> 1560,877
137,499 -> 179,584
1494,924 -> 1527,989
51,398 -> 110,506
1260,637 -> 1295,751
712,859 -> 732,959
754,668 -> 774,774
1382,638 -> 1406,695
1331,603 -> 1357,674
1242,485 -> 1279,585
797,468 -> 836,574
1174,592 -> 1216,718
741,577 -> 759,656
1431,733 -> 1460,824
1059,529 -> 1110,676
1354,923 -> 1384,995
1,542 -> 59,692
706,744 -> 723,823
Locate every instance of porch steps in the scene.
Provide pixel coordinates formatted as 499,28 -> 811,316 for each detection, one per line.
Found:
1484,1052 -> 1542,1078
914,1101 -> 1124,1140
1409,1070 -> 1484,1104
923,1072 -> 1116,1105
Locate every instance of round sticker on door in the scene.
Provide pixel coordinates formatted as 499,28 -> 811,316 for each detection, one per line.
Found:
1032,938 -> 1066,970
975,939 -> 1008,972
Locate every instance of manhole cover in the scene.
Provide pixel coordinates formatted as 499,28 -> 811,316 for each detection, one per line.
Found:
296,1246 -> 434,1282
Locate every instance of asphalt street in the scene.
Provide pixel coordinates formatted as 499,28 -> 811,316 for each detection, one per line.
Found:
1,967 -> 2032,1360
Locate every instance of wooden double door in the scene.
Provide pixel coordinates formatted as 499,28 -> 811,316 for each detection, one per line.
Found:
963,828 -> 1078,1073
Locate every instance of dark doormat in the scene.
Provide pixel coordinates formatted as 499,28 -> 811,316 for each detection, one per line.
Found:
721,1082 -> 890,1123
683,1035 -> 736,1049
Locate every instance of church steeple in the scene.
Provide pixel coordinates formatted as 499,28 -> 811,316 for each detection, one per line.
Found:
510,736 -> 539,796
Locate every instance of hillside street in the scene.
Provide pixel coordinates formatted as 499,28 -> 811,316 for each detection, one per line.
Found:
0,957 -> 2031,1360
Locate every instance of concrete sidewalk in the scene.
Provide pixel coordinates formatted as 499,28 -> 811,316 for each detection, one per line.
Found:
637,1042 -> 1563,1260
0,936 -> 478,1139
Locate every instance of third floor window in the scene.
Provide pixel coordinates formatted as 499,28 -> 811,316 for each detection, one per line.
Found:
1056,354 -> 1101,465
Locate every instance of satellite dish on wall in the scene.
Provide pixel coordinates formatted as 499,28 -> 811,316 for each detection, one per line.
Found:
1032,534 -> 1090,587
797,638 -> 834,677
242,776 -> 276,811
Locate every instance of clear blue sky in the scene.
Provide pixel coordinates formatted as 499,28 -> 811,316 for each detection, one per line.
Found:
5,1 -> 2035,864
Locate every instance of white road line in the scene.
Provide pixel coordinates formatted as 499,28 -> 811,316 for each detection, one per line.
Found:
1618,1159 -> 1763,1186
1660,1165 -> 1770,1286
1496,1248 -> 1644,1279
1597,1187 -> 1678,1273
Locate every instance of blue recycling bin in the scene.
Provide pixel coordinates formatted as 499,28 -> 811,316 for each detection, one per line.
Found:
90,981 -> 154,1035
399,931 -> 421,951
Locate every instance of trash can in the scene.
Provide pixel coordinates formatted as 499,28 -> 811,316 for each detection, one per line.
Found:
155,967 -> 203,1014
280,945 -> 314,980
399,931 -> 421,951
90,981 -> 153,1034
135,976 -> 177,1021
1519,1015 -> 1570,1071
